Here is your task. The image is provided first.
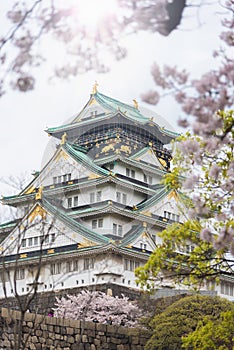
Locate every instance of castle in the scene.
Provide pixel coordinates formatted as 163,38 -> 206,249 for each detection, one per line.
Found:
0,86 -> 233,301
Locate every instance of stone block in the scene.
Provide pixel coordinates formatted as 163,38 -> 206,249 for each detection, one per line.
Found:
67,326 -> 74,335
35,329 -> 43,337
94,338 -> 101,346
31,335 -> 38,343
75,334 -> 81,342
87,329 -> 95,338
117,346 -> 124,350
111,337 -> 121,344
69,318 -> 81,328
82,334 -> 88,342
96,323 -> 107,332
67,335 -> 75,344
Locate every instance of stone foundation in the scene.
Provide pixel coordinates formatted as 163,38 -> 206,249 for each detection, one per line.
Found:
0,308 -> 149,350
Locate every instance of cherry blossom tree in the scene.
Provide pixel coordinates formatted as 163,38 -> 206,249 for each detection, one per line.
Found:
142,0 -> 234,252
53,289 -> 143,327
0,0 -> 190,96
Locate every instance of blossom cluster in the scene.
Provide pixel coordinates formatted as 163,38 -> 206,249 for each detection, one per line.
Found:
53,290 -> 142,327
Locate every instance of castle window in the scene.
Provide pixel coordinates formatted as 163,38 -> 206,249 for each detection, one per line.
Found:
122,194 -> 127,205
66,261 -> 72,273
164,211 -> 180,222
73,260 -> 79,271
34,237 -> 38,245
50,263 -> 61,275
118,225 -> 123,236
131,170 -> 135,178
126,168 -> 130,177
67,197 -> 72,208
74,196 -> 78,207
124,259 -> 140,271
92,218 -> 103,229
113,223 -> 117,235
144,174 -> 152,184
84,258 -> 94,270
22,239 -> 26,248
51,234 -> 55,243
140,243 -> 147,250
53,177 -> 57,184
92,220 -> 97,229
96,191 -> 102,201
28,238 -> 33,246
116,192 -> 121,202
230,285 -> 233,296
16,268 -> 25,280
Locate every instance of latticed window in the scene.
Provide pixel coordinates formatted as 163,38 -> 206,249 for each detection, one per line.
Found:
50,263 -> 61,275
113,223 -> 117,234
84,258 -> 94,270
92,220 -> 97,229
67,197 -> 72,208
16,268 -> 25,280
116,192 -> 121,202
96,191 -> 102,201
66,261 -> 73,273
74,196 -> 78,207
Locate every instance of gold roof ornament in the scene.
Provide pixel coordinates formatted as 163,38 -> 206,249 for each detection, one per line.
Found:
35,186 -> 43,200
133,99 -> 139,109
92,81 -> 98,94
61,132 -> 67,145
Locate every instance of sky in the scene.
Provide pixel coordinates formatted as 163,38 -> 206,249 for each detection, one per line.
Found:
0,1 -> 224,220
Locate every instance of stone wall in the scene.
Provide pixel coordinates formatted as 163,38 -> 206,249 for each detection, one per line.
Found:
0,308 -> 149,350
0,283 -> 142,314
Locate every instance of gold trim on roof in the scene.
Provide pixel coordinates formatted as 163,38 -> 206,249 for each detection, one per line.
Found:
35,186 -> 43,200
92,81 -> 98,94
78,239 -> 94,248
133,99 -> 139,109
61,132 -> 67,145
28,204 -> 47,223
55,149 -> 69,162
167,190 -> 179,201
158,157 -> 167,168
24,186 -> 35,195
88,173 -> 100,180
142,211 -> 152,217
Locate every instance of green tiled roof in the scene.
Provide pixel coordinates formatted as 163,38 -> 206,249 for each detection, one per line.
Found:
94,92 -> 149,123
42,199 -> 109,245
46,91 -> 179,140
63,143 -> 109,177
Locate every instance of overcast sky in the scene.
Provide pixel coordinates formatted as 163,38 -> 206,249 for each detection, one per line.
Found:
0,1 -> 224,219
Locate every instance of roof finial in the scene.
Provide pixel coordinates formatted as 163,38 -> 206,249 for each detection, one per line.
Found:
92,81 -> 98,94
61,132 -> 67,145
133,99 -> 139,110
35,186 -> 43,200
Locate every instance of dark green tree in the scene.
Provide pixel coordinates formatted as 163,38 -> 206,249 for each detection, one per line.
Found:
144,295 -> 234,350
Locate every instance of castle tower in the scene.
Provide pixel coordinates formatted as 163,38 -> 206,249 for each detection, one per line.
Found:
0,88 -> 191,299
